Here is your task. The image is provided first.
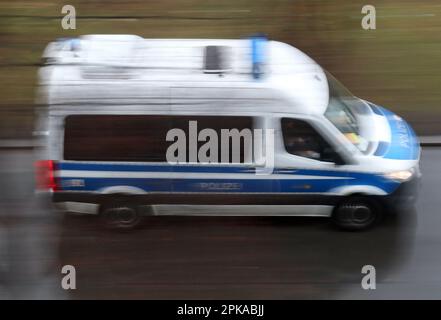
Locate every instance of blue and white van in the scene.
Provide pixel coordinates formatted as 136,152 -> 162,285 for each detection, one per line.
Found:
35,35 -> 421,230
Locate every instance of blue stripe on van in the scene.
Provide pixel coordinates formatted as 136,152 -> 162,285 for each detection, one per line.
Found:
374,141 -> 389,156
380,108 -> 420,160
366,103 -> 420,160
56,162 -> 400,194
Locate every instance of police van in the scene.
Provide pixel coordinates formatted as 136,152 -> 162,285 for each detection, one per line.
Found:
35,35 -> 421,230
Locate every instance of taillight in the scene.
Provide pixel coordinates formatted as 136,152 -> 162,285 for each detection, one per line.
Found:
35,160 -> 58,191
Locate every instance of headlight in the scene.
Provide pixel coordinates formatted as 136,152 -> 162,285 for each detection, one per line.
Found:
383,168 -> 414,182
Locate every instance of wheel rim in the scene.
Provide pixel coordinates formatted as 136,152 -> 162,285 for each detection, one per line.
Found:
338,203 -> 375,226
103,206 -> 139,228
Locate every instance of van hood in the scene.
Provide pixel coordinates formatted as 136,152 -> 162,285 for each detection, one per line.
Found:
369,104 -> 420,160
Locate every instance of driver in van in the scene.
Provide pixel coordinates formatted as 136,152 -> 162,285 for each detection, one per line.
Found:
285,135 -> 321,160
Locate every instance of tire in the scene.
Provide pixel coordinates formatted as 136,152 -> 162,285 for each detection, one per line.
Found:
332,196 -> 382,231
99,200 -> 143,230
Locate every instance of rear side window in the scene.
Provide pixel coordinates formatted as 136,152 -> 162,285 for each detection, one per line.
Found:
64,115 -> 172,162
64,115 -> 253,162
281,118 -> 335,162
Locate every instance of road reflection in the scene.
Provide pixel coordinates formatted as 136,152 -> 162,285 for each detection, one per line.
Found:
57,207 -> 417,299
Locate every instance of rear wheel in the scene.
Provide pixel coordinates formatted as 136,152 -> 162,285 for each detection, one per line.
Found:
332,196 -> 382,231
100,200 -> 143,230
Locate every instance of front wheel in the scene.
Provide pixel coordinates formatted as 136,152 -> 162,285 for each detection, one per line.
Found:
332,196 -> 382,231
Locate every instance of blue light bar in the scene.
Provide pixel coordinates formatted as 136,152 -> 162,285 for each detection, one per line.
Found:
55,37 -> 81,51
251,35 -> 267,80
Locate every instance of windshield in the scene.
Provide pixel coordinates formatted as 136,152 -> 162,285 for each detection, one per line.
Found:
324,72 -> 369,153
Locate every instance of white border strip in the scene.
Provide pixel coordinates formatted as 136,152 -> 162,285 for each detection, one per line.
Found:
55,170 -> 352,180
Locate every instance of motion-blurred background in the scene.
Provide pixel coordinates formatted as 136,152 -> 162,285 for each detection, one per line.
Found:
0,0 -> 440,300
0,0 -> 440,139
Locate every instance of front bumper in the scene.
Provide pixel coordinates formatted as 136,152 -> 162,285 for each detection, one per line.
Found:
382,174 -> 421,211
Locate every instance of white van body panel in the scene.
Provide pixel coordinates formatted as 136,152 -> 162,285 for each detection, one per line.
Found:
37,35 -> 421,217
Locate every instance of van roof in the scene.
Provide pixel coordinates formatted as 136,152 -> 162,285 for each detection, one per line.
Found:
39,35 -> 329,116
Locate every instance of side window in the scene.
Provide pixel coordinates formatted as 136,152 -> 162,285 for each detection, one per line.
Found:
281,118 -> 339,163
171,115 -> 253,164
64,115 -> 172,162
63,114 -> 254,163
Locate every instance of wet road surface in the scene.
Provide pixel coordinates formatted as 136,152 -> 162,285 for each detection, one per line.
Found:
0,148 -> 439,299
